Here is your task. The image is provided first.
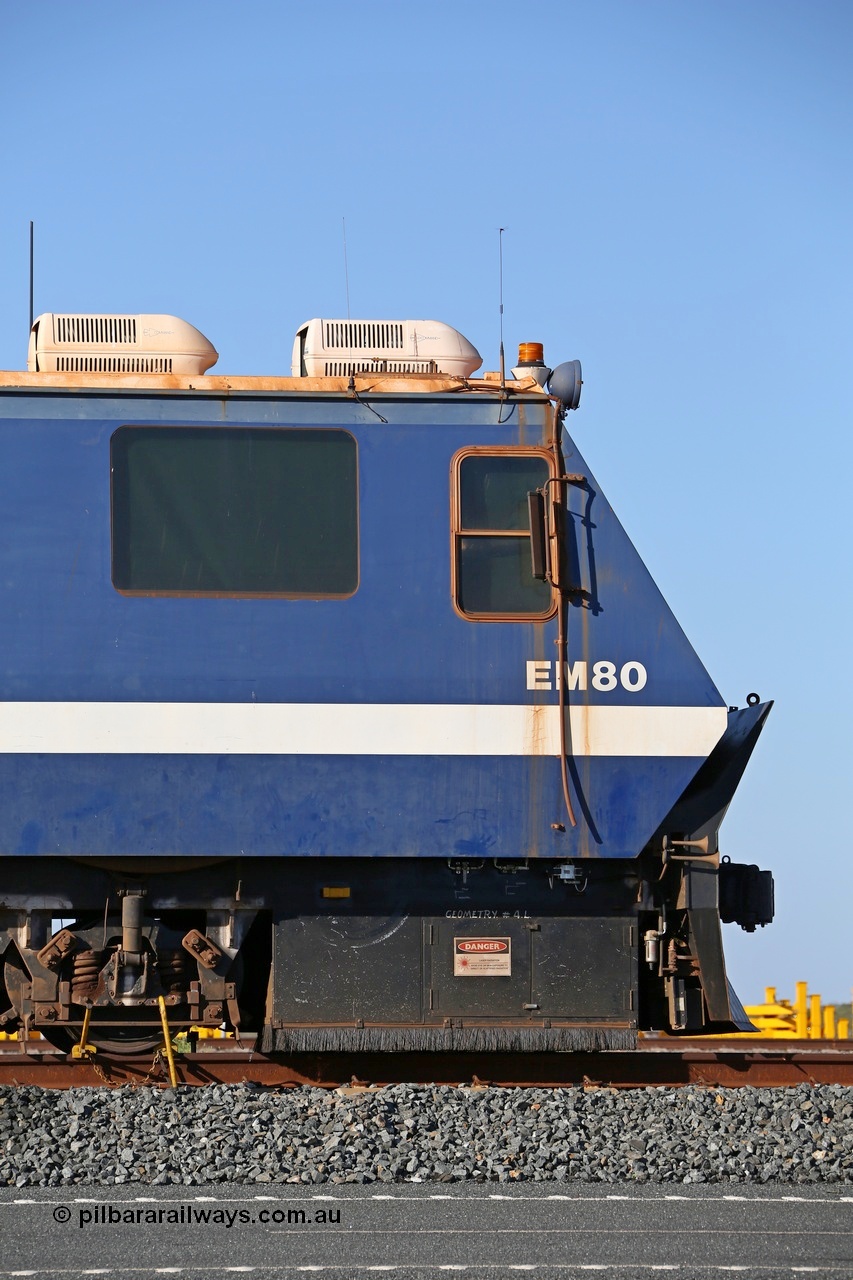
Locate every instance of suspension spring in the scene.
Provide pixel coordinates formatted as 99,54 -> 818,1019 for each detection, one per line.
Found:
69,949 -> 103,1002
157,949 -> 188,995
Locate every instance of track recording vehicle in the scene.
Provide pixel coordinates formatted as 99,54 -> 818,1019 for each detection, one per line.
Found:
0,311 -> 773,1053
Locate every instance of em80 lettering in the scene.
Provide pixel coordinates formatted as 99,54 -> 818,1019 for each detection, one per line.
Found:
526,659 -> 648,692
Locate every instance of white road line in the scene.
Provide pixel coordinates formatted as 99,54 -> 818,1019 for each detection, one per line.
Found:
2,1267 -> 853,1275
1,1193 -> 850,1213
264,1227 -> 853,1237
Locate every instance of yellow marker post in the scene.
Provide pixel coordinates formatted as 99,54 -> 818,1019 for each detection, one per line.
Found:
823,1006 -> 837,1039
809,993 -> 822,1040
838,1018 -> 850,1041
795,982 -> 808,1038
157,996 -> 179,1088
70,1006 -> 95,1060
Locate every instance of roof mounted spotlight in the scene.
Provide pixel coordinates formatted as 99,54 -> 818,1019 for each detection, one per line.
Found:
547,359 -> 582,410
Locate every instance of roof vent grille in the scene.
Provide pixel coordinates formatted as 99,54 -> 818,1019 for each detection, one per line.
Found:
324,359 -> 439,377
324,322 -> 404,351
294,319 -> 482,379
54,315 -> 138,346
28,313 -> 217,375
55,355 -> 173,374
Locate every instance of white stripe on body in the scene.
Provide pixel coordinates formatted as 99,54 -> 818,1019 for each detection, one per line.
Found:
0,703 -> 727,758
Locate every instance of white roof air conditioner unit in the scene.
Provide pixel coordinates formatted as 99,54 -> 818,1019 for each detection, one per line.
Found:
27,314 -> 218,375
291,319 -> 482,379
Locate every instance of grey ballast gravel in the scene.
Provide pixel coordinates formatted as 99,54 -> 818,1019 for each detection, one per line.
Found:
0,1082 -> 851,1187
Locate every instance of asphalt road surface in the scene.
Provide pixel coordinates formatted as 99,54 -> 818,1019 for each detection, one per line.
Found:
0,1185 -> 850,1278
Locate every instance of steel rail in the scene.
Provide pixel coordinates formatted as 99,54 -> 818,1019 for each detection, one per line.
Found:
0,1038 -> 852,1088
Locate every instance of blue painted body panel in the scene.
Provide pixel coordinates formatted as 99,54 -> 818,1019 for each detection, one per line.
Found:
0,754 -> 701,860
0,387 -> 724,859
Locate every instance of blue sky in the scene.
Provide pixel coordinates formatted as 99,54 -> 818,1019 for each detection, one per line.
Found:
1,0 -> 851,1004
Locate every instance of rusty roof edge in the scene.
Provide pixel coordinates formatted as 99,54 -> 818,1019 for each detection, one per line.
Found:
0,370 -> 549,397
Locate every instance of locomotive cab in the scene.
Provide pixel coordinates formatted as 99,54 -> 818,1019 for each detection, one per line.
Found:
0,318 -> 773,1054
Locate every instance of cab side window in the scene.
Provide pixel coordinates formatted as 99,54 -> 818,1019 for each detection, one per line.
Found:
452,451 -> 553,619
111,426 -> 358,597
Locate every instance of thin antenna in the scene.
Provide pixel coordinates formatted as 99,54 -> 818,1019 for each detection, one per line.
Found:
498,227 -> 506,390
342,217 -> 351,320
28,221 -> 34,332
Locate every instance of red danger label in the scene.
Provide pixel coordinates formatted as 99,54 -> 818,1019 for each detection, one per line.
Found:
454,935 -> 512,976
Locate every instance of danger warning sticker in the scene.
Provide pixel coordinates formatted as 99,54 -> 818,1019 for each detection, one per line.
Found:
453,936 -> 512,977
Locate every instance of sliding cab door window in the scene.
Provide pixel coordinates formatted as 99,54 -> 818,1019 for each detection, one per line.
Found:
111,426 -> 358,596
453,451 -> 553,618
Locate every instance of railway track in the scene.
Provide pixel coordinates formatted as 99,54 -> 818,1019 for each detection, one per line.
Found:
0,1037 -> 851,1088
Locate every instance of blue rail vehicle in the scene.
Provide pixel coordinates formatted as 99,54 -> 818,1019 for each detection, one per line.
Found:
0,315 -> 773,1052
